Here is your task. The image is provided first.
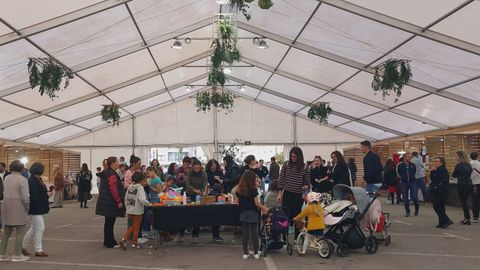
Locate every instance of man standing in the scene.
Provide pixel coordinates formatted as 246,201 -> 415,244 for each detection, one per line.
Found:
258,159 -> 269,192
52,165 -> 65,208
360,141 -> 383,193
470,152 -> 480,223
269,157 -> 280,182
397,153 -> 418,217
411,152 -> 428,204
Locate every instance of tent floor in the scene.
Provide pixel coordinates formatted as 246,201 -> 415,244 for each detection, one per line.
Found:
2,197 -> 479,270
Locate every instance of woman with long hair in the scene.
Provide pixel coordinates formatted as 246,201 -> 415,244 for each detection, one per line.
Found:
166,163 -> 178,180
310,155 -> 330,193
95,157 -> 125,248
150,159 -> 165,182
383,158 -> 398,204
223,155 -> 241,194
277,147 -> 310,232
205,159 -> 224,241
328,151 -> 351,187
430,157 -> 452,228
77,163 -> 92,208
452,151 -> 473,225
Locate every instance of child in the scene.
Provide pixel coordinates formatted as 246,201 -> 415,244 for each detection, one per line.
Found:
163,176 -> 178,192
236,171 -> 269,260
264,180 -> 281,209
119,172 -> 152,250
293,192 -> 325,255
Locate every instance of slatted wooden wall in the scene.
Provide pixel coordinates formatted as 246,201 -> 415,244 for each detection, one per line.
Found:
0,145 -> 80,182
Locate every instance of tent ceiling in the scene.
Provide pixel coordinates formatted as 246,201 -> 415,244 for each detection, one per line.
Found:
1,0 -> 480,146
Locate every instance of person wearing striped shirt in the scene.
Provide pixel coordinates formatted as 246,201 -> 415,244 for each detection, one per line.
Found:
276,147 -> 310,235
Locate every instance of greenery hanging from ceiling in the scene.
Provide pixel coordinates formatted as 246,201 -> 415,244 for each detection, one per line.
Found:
371,58 -> 412,102
27,57 -> 74,99
101,103 -> 121,126
307,103 -> 332,125
228,0 -> 274,21
196,90 -> 235,113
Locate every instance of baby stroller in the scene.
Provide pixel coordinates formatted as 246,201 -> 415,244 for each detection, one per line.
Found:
260,207 -> 293,256
321,184 -> 380,257
365,198 -> 392,246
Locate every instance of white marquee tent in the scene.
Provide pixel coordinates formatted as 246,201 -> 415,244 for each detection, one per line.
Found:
1,0 -> 480,166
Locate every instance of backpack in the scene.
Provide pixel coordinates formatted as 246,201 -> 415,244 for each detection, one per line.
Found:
270,208 -> 289,232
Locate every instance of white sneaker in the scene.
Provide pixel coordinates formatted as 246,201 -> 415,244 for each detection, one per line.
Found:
137,238 -> 148,244
11,255 -> 29,262
242,254 -> 249,260
253,254 -> 260,260
0,255 -> 10,261
173,235 -> 184,243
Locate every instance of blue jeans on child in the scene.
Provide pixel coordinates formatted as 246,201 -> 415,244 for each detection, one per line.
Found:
366,183 -> 382,194
401,181 -> 419,215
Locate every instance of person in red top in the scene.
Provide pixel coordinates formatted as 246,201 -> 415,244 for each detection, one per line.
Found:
95,157 -> 125,248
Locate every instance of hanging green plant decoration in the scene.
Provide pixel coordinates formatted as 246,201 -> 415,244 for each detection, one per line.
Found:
372,58 -> 412,102
196,90 -> 235,114
208,19 -> 240,89
228,0 -> 274,21
307,103 -> 332,125
101,104 -> 121,126
27,57 -> 74,99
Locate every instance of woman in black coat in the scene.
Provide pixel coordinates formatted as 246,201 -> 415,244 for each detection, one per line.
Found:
223,155 -> 241,194
452,151 -> 473,225
429,157 -> 452,228
77,163 -> 92,209
22,162 -> 52,257
95,157 -> 125,248
328,151 -> 352,187
310,156 -> 330,193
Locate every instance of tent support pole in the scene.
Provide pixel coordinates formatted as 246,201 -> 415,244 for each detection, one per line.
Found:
213,109 -> 219,160
293,116 -> 298,147
132,117 -> 136,155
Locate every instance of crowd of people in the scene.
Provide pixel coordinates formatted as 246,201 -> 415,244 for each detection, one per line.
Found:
1,139 -> 479,261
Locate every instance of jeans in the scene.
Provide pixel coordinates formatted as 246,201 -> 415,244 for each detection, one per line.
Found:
104,217 -> 117,248
366,183 -> 382,194
22,215 -> 45,252
401,181 -> 419,214
432,192 -> 450,226
416,177 -> 429,203
142,208 -> 151,234
212,225 -> 221,238
241,222 -> 259,255
54,190 -> 64,207
123,214 -> 143,244
0,225 -> 27,256
458,184 -> 473,220
473,184 -> 480,219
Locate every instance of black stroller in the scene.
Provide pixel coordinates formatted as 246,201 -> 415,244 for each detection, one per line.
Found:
321,184 -> 379,257
260,207 -> 293,256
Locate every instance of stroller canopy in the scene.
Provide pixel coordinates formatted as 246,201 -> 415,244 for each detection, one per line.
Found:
332,184 -> 370,214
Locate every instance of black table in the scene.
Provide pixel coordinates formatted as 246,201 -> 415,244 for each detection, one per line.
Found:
150,204 -> 240,230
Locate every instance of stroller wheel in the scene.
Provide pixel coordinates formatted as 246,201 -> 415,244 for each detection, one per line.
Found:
316,239 -> 332,259
295,233 -> 306,255
384,235 -> 391,246
365,236 -> 379,254
336,244 -> 349,257
287,243 -> 293,255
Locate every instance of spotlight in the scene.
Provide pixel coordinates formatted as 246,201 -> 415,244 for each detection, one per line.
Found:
239,85 -> 245,92
253,37 -> 269,49
223,67 -> 232,74
216,0 -> 229,4
257,39 -> 268,49
185,85 -> 192,92
171,39 -> 183,49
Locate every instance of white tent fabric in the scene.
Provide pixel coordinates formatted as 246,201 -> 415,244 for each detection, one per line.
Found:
1,0 -> 480,150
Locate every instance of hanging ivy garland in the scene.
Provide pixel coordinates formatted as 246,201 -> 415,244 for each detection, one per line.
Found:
27,57 -> 74,99
228,0 -> 274,21
101,103 -> 121,126
307,103 -> 332,125
371,58 -> 412,102
196,90 -> 235,114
